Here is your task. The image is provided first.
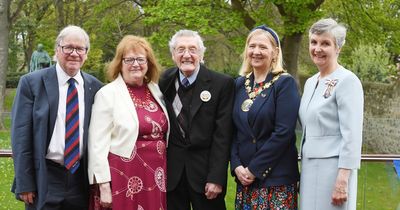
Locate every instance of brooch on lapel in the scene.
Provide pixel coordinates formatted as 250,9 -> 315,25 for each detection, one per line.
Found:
200,90 -> 211,102
323,78 -> 338,98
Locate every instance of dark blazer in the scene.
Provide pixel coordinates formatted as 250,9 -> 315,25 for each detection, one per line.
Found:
230,73 -> 300,187
159,65 -> 234,193
11,66 -> 102,209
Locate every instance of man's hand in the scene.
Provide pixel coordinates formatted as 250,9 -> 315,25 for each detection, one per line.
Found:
204,183 -> 222,199
19,192 -> 35,205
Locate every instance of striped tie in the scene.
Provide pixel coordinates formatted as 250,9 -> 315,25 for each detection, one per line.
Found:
182,77 -> 190,87
64,78 -> 80,173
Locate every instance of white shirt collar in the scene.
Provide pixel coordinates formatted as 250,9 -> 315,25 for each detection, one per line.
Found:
56,63 -> 84,86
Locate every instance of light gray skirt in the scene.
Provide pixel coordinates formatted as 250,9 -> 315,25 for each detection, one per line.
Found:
299,157 -> 357,210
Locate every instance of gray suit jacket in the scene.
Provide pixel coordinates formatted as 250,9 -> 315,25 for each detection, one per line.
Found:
11,66 -> 102,209
299,66 -> 363,169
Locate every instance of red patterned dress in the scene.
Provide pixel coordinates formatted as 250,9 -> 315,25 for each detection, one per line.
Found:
90,84 -> 168,210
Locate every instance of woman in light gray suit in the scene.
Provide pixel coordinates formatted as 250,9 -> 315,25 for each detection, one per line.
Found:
299,18 -> 363,210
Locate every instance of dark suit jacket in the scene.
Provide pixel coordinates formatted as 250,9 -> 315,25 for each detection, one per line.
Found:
159,65 -> 234,193
230,73 -> 300,187
11,66 -> 102,209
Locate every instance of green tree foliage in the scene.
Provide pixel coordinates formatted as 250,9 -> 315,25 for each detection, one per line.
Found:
349,43 -> 394,82
143,0 -> 246,72
4,0 -> 400,82
85,1 -> 145,61
320,0 -> 400,65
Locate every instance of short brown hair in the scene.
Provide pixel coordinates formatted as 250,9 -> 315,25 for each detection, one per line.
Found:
107,35 -> 161,83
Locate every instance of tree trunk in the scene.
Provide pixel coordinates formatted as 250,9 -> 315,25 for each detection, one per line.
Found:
231,0 -> 256,30
0,0 -> 10,129
282,32 -> 303,82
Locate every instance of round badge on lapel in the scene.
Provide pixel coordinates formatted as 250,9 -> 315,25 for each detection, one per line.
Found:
200,90 -> 211,102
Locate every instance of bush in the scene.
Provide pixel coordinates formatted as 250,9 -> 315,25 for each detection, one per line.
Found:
348,44 -> 395,82
6,72 -> 26,88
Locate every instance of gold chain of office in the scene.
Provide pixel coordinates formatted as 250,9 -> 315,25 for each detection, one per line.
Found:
241,72 -> 287,112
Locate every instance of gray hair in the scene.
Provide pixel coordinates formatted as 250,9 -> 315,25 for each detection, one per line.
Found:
54,25 -> 90,52
309,18 -> 347,48
168,29 -> 206,57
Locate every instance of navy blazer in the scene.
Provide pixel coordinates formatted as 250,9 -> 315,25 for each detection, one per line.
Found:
230,73 -> 300,187
10,66 -> 102,209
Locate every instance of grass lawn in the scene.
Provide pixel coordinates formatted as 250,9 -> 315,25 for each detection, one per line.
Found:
1,88 -> 399,209
1,89 -> 24,210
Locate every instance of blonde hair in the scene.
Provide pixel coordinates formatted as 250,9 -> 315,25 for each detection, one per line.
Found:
239,28 -> 285,76
107,35 -> 161,83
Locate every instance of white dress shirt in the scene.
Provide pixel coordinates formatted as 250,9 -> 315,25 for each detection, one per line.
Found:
46,63 -> 85,165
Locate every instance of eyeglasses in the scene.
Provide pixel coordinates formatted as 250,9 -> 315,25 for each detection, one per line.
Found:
175,47 -> 198,55
58,45 -> 88,55
122,57 -> 147,65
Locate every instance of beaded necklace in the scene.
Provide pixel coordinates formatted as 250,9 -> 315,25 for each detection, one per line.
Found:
127,85 -> 158,112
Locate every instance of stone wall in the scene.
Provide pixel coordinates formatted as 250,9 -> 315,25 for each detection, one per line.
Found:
363,81 -> 400,154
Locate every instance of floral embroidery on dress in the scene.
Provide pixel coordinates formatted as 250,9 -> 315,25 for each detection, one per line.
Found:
323,78 -> 338,98
126,176 -> 143,198
154,167 -> 166,192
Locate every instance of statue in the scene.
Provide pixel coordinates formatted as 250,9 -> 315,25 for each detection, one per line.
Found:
29,43 -> 52,72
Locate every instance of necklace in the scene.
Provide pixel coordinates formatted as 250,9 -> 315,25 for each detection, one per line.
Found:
127,85 -> 158,112
241,72 -> 286,112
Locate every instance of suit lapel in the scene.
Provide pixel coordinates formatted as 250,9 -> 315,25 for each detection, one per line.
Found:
190,66 -> 211,120
303,74 -> 319,115
161,68 -> 179,103
236,83 -> 256,137
248,87 -> 273,127
82,72 -> 92,130
247,73 -> 274,127
115,74 -> 138,124
43,67 -> 59,147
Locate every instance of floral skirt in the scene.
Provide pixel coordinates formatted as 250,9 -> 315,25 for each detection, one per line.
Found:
235,183 -> 297,210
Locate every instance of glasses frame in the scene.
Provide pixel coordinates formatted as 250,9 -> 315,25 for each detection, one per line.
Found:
58,45 -> 88,55
122,57 -> 148,65
174,47 -> 199,55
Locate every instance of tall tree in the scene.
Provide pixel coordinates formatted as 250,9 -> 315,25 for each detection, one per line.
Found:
230,0 -> 325,79
0,0 -> 10,129
321,0 -> 400,64
143,0 -> 325,79
273,0 -> 325,80
0,0 -> 25,129
20,1 -> 53,72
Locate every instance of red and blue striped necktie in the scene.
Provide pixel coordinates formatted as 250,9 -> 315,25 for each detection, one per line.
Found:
64,78 -> 80,173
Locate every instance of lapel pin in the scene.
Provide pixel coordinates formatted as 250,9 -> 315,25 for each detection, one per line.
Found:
200,90 -> 211,102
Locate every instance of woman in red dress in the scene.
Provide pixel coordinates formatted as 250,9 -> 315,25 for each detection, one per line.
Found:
88,35 -> 170,210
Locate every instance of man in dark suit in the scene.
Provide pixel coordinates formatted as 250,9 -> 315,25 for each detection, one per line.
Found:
11,25 -> 102,210
159,29 -> 234,210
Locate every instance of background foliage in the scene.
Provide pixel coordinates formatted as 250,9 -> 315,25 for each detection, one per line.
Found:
350,44 -> 393,82
1,1 -> 400,208
5,0 -> 400,83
